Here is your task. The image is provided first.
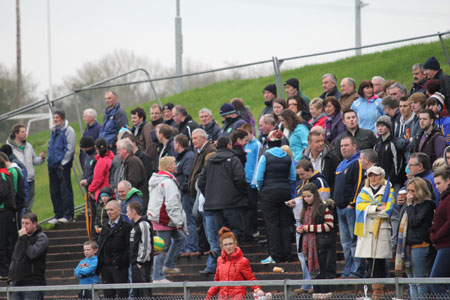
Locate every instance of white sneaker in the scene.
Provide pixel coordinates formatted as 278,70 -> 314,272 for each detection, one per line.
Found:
153,279 -> 171,283
252,231 -> 260,238
163,267 -> 180,274
57,218 -> 69,223
48,218 -> 59,225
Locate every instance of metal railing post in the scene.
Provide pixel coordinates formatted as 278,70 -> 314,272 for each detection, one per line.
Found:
6,286 -> 10,300
91,284 -> 98,300
72,91 -> 83,133
395,277 -> 403,299
438,32 -> 450,68
183,282 -> 190,300
272,56 -> 284,98
283,279 -> 290,300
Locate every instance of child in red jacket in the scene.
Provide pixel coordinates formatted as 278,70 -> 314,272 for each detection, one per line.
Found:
206,227 -> 270,300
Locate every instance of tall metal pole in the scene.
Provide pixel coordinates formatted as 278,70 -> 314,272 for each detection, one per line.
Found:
175,0 -> 183,93
47,0 -> 53,127
16,0 -> 22,108
355,0 -> 368,56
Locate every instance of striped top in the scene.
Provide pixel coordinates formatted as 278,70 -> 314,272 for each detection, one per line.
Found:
303,207 -> 334,233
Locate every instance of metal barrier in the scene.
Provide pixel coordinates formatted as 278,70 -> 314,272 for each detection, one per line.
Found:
3,278 -> 450,300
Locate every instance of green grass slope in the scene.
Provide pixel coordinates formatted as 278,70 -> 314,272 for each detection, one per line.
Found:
27,39 -> 450,221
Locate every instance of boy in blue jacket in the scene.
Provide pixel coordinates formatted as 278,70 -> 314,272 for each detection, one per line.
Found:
74,241 -> 99,299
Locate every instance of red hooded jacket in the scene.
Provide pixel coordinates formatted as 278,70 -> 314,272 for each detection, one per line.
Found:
206,247 -> 260,300
88,150 -> 114,200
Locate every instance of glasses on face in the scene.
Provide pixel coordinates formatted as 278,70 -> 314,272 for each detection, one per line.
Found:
223,242 -> 235,247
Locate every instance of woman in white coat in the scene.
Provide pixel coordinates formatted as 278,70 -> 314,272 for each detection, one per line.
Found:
354,166 -> 395,298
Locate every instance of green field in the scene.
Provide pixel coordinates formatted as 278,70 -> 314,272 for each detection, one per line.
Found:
26,39 -> 450,222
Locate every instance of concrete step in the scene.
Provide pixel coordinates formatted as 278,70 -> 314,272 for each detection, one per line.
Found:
47,244 -> 84,254
47,236 -> 87,245
50,221 -> 87,230
45,228 -> 88,238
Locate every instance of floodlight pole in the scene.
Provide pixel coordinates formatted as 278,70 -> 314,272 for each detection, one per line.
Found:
47,0 -> 53,127
175,0 -> 183,93
355,0 -> 368,56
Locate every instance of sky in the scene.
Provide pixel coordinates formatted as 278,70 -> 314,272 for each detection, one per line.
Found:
1,0 -> 450,96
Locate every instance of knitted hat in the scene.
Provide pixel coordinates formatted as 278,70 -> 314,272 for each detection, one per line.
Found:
219,103 -> 236,116
367,165 -> 385,178
267,129 -> 283,142
376,115 -> 392,129
284,78 -> 299,90
0,144 -> 12,156
117,127 -> 132,140
263,84 -> 277,96
54,110 -> 65,120
79,136 -> 95,148
99,186 -> 114,198
430,92 -> 445,112
423,56 -> 440,71
162,103 -> 174,111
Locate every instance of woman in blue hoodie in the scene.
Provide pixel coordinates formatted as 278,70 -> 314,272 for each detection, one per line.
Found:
351,80 -> 384,134
279,109 -> 309,162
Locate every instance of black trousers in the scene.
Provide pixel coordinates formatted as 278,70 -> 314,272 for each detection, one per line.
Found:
244,185 -> 259,240
260,188 -> 293,262
131,262 -> 152,298
101,265 -> 129,299
0,210 -> 18,276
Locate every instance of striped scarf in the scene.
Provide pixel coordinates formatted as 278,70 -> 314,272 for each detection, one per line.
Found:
394,211 -> 411,276
302,206 -> 320,277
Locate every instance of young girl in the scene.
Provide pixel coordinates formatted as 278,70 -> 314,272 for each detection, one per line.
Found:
298,183 -> 335,298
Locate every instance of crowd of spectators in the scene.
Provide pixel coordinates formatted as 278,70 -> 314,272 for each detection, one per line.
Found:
2,55 -> 450,299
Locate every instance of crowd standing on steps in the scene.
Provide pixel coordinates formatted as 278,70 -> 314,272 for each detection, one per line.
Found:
4,56 -> 450,299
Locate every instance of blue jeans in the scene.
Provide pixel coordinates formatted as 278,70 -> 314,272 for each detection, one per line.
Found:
13,291 -> 43,300
152,229 -> 186,280
337,207 -> 364,278
202,210 -> 221,273
407,246 -> 429,300
430,247 -> 450,295
180,193 -> 199,253
296,221 -> 312,290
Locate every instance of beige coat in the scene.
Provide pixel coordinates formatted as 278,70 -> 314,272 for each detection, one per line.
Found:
354,185 -> 392,259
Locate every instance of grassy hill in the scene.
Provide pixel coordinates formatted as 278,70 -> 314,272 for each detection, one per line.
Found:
27,38 -> 450,222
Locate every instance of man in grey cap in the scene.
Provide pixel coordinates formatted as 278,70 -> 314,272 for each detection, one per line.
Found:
47,110 -> 76,224
423,56 -> 450,109
261,84 -> 276,119
218,103 -> 246,138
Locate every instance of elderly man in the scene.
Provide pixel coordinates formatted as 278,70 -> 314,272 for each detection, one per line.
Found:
284,77 -> 311,105
371,76 -> 386,97
117,180 -> 145,223
258,115 -> 288,156
130,107 -> 147,142
339,77 -> 359,112
172,105 -> 199,145
218,103 -> 246,138
82,108 -> 102,140
409,63 -> 427,96
96,200 -> 132,299
408,152 -> 438,205
140,103 -> 164,172
117,138 -> 148,208
124,134 -> 152,181
8,213 -> 49,300
199,108 -> 220,141
99,91 -> 128,150
388,82 -> 407,102
47,111 -> 76,224
7,124 -> 45,213
423,56 -> 450,109
320,73 -> 341,100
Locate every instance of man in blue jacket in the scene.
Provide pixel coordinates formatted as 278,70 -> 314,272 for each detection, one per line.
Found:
99,91 -> 128,151
47,111 -> 76,224
333,135 -> 365,278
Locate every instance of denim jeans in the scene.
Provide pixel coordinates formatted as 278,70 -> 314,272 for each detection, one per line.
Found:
180,193 -> 199,253
430,247 -> 450,295
202,210 -> 221,273
13,291 -> 44,300
213,208 -> 245,243
337,207 -> 364,278
296,221 -> 312,290
152,229 -> 186,280
407,246 -> 429,300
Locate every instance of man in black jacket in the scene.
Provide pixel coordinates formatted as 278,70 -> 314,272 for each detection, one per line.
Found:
423,56 -> 450,109
96,200 -> 132,299
8,213 -> 48,300
172,105 -> 199,146
198,136 -> 247,243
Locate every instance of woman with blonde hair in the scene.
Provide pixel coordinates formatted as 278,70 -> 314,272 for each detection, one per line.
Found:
394,177 -> 434,300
